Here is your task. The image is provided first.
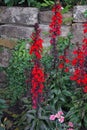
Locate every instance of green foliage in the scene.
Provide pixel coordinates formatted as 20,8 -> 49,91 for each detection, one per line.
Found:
41,0 -> 54,8
1,32 -> 87,129
3,0 -> 87,7
66,88 -> 87,129
4,0 -> 42,7
25,107 -> 52,130
6,40 -> 33,104
61,5 -> 71,14
11,97 -> 56,130
63,0 -> 87,6
42,34 -> 73,112
84,10 -> 87,18
0,99 -> 8,130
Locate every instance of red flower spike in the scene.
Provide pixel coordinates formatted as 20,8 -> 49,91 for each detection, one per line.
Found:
70,21 -> 87,93
29,23 -> 45,108
49,3 -> 62,44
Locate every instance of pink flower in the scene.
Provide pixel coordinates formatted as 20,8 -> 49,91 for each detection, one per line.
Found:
55,111 -> 64,118
58,111 -> 64,116
68,122 -> 74,127
67,128 -> 74,130
58,116 -> 64,123
49,115 -> 56,120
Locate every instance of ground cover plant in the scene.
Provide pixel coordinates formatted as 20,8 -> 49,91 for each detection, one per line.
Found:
1,0 -> 87,130
0,0 -> 87,7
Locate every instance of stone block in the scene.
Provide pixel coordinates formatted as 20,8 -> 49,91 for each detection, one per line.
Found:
40,24 -> 71,47
39,10 -> 52,24
40,24 -> 50,47
73,6 -> 87,22
0,71 -> 7,83
39,10 -> 72,25
0,24 -> 33,39
0,7 -> 39,25
0,38 -> 16,49
61,25 -> 71,37
0,24 -> 71,47
0,48 -> 11,67
71,23 -> 84,44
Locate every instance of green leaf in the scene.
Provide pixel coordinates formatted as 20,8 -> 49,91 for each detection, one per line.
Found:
84,115 -> 87,127
84,10 -> 87,18
41,3 -> 48,7
4,0 -> 10,4
18,0 -> 25,4
62,90 -> 72,96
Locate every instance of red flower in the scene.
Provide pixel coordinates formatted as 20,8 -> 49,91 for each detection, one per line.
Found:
71,58 -> 77,66
31,64 -> 45,108
29,38 -> 43,59
70,21 -> 87,93
64,67 -> 69,72
83,38 -> 87,44
83,23 -> 87,27
65,58 -> 70,63
83,86 -> 87,93
83,29 -> 87,33
59,55 -> 64,60
52,4 -> 61,12
49,3 -> 62,44
73,50 -> 78,54
29,23 -> 45,109
29,24 -> 43,59
58,63 -> 64,69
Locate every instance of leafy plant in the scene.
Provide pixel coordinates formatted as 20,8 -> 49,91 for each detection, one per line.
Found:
66,88 -> 87,129
63,0 -> 87,6
4,0 -> 42,7
25,107 -> 53,130
41,0 -> 54,8
0,99 -> 8,130
84,10 -> 87,18
2,0 -> 87,7
61,5 -> 71,14
10,97 -> 55,130
6,40 -> 33,104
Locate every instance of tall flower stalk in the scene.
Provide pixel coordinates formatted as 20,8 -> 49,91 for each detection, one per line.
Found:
70,21 -> 87,93
29,23 -> 45,109
49,0 -> 62,69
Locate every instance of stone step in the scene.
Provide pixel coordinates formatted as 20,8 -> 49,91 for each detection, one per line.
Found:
0,47 -> 11,67
0,24 -> 34,39
0,38 -> 16,49
73,5 -> 87,22
39,11 -> 72,25
0,7 -> 39,25
0,24 -> 71,47
71,23 -> 84,44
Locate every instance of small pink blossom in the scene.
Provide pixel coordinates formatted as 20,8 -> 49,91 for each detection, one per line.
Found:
58,111 -> 64,115
55,113 -> 61,118
67,128 -> 74,130
55,111 -> 64,118
58,116 -> 64,123
49,115 -> 56,120
68,122 -> 74,127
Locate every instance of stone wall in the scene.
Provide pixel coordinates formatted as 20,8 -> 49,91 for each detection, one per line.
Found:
0,5 -> 87,87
